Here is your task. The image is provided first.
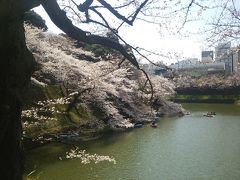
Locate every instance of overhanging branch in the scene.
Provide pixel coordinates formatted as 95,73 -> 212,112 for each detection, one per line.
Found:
41,0 -> 139,69
77,0 -> 94,12
21,0 -> 41,13
41,0 -> 158,103
97,0 -> 149,26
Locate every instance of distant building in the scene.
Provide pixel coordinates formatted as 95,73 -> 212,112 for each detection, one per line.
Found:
140,63 -> 168,76
237,50 -> 240,72
186,58 -> 199,66
167,43 -> 239,76
140,64 -> 156,75
232,48 -> 240,73
215,42 -> 231,61
169,57 -> 226,77
215,42 -> 238,74
169,58 -> 199,69
201,51 -> 213,63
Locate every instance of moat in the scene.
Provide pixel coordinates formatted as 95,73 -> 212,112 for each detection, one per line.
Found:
25,103 -> 240,180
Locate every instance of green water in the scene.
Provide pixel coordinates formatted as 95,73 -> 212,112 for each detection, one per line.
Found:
25,103 -> 240,180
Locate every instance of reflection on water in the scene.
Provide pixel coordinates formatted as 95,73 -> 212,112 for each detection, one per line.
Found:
25,103 -> 240,180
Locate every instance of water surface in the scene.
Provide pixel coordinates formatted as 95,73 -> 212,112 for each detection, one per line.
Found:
25,103 -> 240,180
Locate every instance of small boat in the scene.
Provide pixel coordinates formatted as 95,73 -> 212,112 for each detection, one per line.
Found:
203,114 -> 214,117
185,111 -> 191,115
207,112 -> 216,115
134,123 -> 143,128
203,112 -> 216,117
150,122 -> 157,128
55,132 -> 79,140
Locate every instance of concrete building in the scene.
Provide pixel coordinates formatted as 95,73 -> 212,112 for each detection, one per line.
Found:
169,57 -> 226,77
140,63 -> 168,76
237,49 -> 240,71
215,42 -> 235,74
169,58 -> 199,69
232,48 -> 240,73
165,43 -> 239,76
171,61 -> 225,76
201,51 -> 213,63
215,42 -> 231,62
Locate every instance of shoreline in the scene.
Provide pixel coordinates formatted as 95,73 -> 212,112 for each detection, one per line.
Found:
172,87 -> 240,104
172,95 -> 239,104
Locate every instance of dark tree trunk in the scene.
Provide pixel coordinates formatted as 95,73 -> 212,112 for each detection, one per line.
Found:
0,2 -> 36,179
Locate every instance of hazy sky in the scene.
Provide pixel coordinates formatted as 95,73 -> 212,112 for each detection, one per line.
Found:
33,1 -> 216,64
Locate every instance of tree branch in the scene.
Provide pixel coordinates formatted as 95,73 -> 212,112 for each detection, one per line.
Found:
89,7 -> 111,28
21,0 -> 41,13
177,0 -> 194,33
97,0 -> 149,25
41,0 -> 139,69
92,1 -> 135,10
41,0 -> 158,103
140,69 -> 154,102
77,0 -> 94,12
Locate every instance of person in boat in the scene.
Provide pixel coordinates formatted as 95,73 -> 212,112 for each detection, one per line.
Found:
151,121 -> 157,128
134,122 -> 143,128
204,114 -> 213,117
203,112 -> 216,117
211,112 -> 216,115
185,111 -> 191,115
206,112 -> 216,116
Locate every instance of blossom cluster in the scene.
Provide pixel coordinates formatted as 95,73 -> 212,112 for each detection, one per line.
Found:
60,148 -> 116,164
37,97 -> 71,106
24,25 -> 176,129
21,95 -> 73,134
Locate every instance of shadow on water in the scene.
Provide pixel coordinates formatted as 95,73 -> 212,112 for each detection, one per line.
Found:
25,103 -> 240,180
24,129 -> 141,172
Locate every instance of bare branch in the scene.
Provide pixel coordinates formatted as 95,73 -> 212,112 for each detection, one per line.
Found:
89,7 -> 112,29
77,0 -> 94,12
63,5 -> 83,22
177,0 -> 194,33
41,0 -> 139,69
130,0 -> 149,23
140,69 -> 154,102
228,0 -> 240,21
97,0 -> 149,26
70,0 -> 78,7
133,48 -> 171,70
92,1 -> 135,10
118,58 -> 126,68
41,0 -> 162,103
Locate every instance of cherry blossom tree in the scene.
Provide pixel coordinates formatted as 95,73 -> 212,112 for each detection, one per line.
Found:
24,25 -> 176,133
0,1 -> 166,178
3,0 -> 240,179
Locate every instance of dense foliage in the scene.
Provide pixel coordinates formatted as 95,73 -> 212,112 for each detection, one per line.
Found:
23,25 -> 178,139
24,10 -> 48,31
